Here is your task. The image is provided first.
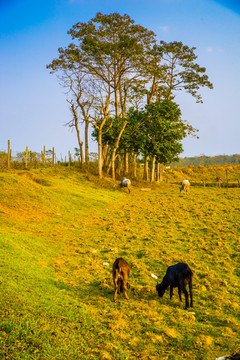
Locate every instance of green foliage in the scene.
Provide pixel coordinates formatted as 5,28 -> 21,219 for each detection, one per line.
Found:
89,152 -> 98,163
156,41 -> 213,103
93,99 -> 198,164
16,151 -> 41,162
48,12 -> 156,107
142,100 -> 197,163
47,13 -> 213,177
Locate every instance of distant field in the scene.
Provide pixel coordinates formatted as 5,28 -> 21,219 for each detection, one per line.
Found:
164,163 -> 240,187
0,167 -> 239,359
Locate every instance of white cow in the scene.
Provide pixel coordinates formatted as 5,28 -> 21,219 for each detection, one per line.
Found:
119,178 -> 131,193
180,179 -> 190,193
215,355 -> 240,360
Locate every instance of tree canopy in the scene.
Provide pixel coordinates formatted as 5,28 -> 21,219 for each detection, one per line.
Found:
47,12 -> 213,179
93,99 -> 198,165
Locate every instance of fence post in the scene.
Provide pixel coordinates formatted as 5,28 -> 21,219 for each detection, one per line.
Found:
43,146 -> 46,165
52,147 -> 55,166
68,151 -> 71,168
8,140 -> 11,168
25,146 -> 28,168
217,178 -> 222,187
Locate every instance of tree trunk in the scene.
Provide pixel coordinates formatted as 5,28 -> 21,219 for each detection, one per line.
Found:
151,155 -> 156,182
115,87 -> 119,117
156,162 -> 160,182
159,164 -> 163,181
107,120 -> 128,179
116,154 -> 122,177
147,75 -> 156,105
71,103 -> 84,165
85,119 -> 89,165
80,143 -> 84,167
98,129 -> 103,179
144,156 -> 149,181
102,144 -> 108,166
133,153 -> 137,178
111,150 -> 116,181
156,162 -> 163,182
124,151 -> 129,175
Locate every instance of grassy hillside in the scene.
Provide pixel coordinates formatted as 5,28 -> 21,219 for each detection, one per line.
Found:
0,167 -> 239,359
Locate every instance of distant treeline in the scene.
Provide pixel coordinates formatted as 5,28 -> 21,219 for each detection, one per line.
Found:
172,154 -> 240,167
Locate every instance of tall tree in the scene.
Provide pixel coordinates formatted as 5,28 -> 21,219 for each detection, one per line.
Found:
48,15 -> 213,180
140,41 -> 213,178
47,12 -> 156,178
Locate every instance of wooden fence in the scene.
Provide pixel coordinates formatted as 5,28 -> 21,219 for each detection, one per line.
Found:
3,140 -> 73,169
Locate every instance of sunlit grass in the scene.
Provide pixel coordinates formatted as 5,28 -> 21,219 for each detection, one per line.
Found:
0,166 -> 239,359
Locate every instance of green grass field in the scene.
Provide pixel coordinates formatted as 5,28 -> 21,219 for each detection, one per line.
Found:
0,167 -> 239,359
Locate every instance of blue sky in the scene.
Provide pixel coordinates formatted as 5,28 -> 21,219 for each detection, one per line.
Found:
0,0 -> 240,160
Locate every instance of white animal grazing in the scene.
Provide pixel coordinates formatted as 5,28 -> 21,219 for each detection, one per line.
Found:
215,355 -> 240,360
180,179 -> 190,193
119,178 -> 131,193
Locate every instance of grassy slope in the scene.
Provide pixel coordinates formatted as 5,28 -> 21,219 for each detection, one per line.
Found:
0,167 -> 239,359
